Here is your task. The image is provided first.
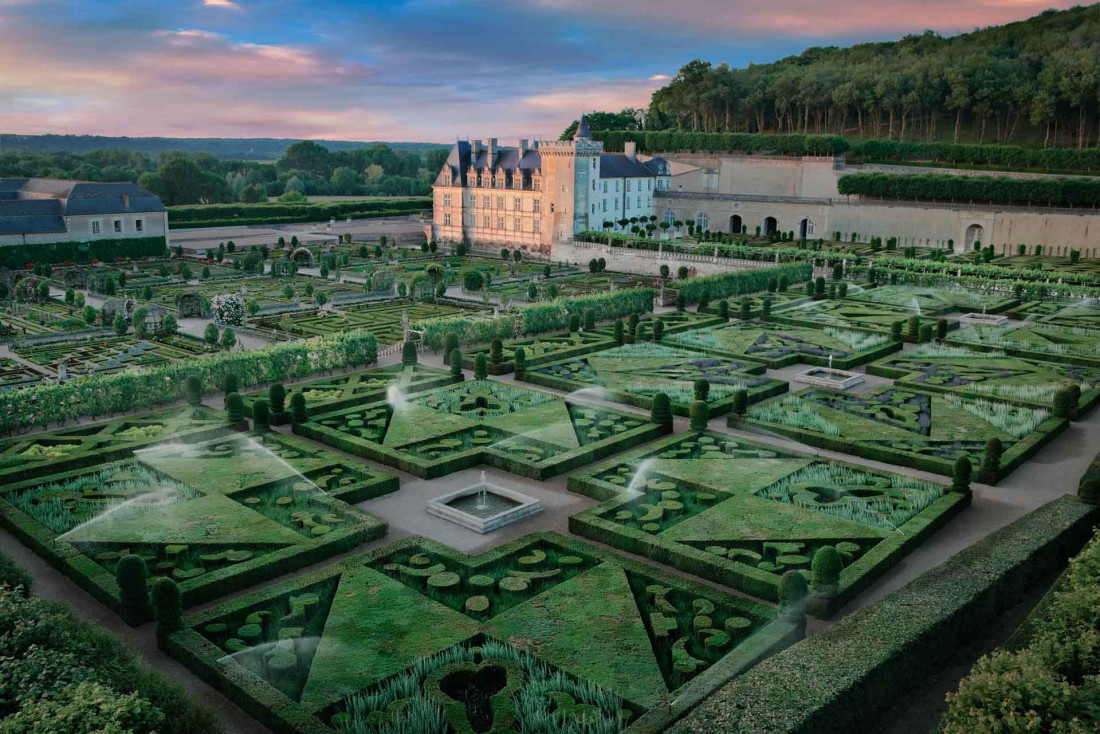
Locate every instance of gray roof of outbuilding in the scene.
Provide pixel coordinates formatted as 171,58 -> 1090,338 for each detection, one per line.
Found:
65,182 -> 166,215
600,155 -> 660,179
0,215 -> 66,235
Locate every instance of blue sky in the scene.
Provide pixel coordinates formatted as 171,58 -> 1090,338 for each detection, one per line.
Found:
0,0 -> 1080,143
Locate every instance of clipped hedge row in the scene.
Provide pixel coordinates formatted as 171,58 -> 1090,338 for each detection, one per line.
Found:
167,198 -> 428,223
592,131 -> 848,157
857,257 -> 1100,291
851,139 -> 1100,172
0,236 -> 167,268
671,494 -> 1100,734
676,263 -> 813,305
0,331 -> 377,433
169,208 -> 426,230
838,172 -> 1100,207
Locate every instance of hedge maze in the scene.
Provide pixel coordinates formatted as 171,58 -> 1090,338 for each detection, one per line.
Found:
14,335 -> 218,377
0,431 -> 394,619
736,385 -> 1067,482
845,284 -> 1016,315
867,344 -> 1100,412
458,331 -> 614,375
251,301 -> 473,343
524,342 -> 787,416
169,534 -> 796,734
296,381 -> 663,479
947,322 -> 1100,367
1006,299 -> 1100,328
569,431 -> 967,616
773,298 -> 945,333
0,357 -> 45,388
664,320 -> 901,369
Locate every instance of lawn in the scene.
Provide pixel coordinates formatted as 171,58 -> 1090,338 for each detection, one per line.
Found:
663,319 -> 901,369
867,343 -> 1100,412
845,284 -> 1016,315
0,431 -> 394,619
733,385 -> 1067,483
569,430 -> 967,616
295,380 -> 664,479
524,342 -> 788,416
773,298 -> 946,334
1005,299 -> 1100,329
946,322 -> 1100,368
167,533 -> 799,734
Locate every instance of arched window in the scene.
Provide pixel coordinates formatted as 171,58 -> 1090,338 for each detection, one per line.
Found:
696,213 -> 709,231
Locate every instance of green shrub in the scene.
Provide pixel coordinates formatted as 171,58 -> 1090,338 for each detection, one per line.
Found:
1053,386 -> 1079,418
732,389 -> 748,416
651,392 -> 673,427
906,315 -> 920,338
116,554 -> 150,624
811,546 -> 842,595
183,375 -> 202,407
918,323 -> 933,343
613,319 -> 624,345
778,275 -> 789,292
778,571 -> 808,622
689,400 -> 710,431
152,578 -> 183,648
739,299 -> 751,321
676,291 -> 686,312
805,281 -> 815,296
697,293 -> 710,312
568,313 -> 581,332
268,383 -> 286,414
717,300 -> 729,322
838,171 -> 1100,208
584,308 -> 596,331
982,438 -> 1003,474
936,319 -> 948,340
0,554 -> 32,595
653,318 -> 665,341
694,379 -> 710,402
489,338 -> 503,364
449,349 -> 463,379
225,392 -> 243,422
763,298 -> 773,320
444,331 -> 459,355
890,321 -> 903,341
953,456 -> 972,493
474,353 -> 488,380
513,348 -> 527,379
290,391 -> 307,423
221,373 -> 238,396
401,340 -> 418,366
252,399 -> 270,431
814,277 -> 825,296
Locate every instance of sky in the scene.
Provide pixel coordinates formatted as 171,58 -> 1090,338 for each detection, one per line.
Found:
0,0 -> 1084,144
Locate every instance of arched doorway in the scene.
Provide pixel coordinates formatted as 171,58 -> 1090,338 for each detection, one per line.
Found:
764,217 -> 778,235
729,215 -> 743,234
177,292 -> 203,318
965,224 -> 984,251
290,247 -> 314,267
799,219 -> 815,239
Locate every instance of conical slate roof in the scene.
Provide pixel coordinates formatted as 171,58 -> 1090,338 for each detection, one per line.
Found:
574,114 -> 592,140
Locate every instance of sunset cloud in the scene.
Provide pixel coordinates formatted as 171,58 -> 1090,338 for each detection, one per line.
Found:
0,0 -> 1085,142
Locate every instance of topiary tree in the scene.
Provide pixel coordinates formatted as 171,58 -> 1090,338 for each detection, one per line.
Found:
444,331 -> 460,355
252,398 -> 270,431
221,327 -> 237,350
402,340 -> 418,366
489,338 -> 503,364
1080,478 -> 1100,505
113,314 -> 128,337
225,392 -> 244,422
513,347 -> 527,379
717,300 -> 729,322
269,383 -> 286,415
204,323 -> 220,345
675,291 -> 686,312
919,323 -> 933,343
689,400 -> 710,431
290,391 -> 307,423
568,313 -> 581,333
651,392 -> 673,428
474,353 -> 488,380
762,298 -> 773,321
778,570 -> 808,623
739,299 -> 751,321
890,321 -> 903,341
697,293 -> 710,312
814,276 -> 825,297
613,319 -> 624,345
653,318 -> 664,341
222,372 -> 239,396
184,375 -> 202,407
832,262 -> 843,280
936,319 -> 948,340
811,546 -> 842,596
116,554 -> 150,623
906,315 -> 920,338
694,379 -> 710,402
778,274 -> 789,292
982,437 -> 1003,474
584,308 -> 596,331
1052,387 -> 1078,418
449,349 -> 463,379
805,281 -> 815,296
152,577 -> 183,648
953,456 -> 972,494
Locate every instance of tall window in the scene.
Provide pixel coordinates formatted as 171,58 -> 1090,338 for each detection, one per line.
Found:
443,194 -> 451,207
533,179 -> 541,191
602,181 -> 607,193
533,199 -> 541,213
482,196 -> 489,208
513,218 -> 520,231
135,219 -> 144,233
636,197 -> 641,208
696,213 -> 709,231
482,215 -> 490,228
533,220 -> 541,233
91,221 -> 101,235
513,197 -> 521,211
497,217 -> 504,229
443,213 -> 452,226
496,196 -> 504,209
665,210 -> 675,225
113,220 -> 122,233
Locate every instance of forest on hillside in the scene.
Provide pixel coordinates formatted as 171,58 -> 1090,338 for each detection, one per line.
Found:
0,141 -> 449,206
571,5 -> 1100,149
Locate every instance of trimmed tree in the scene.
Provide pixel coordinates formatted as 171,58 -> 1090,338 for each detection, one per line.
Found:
906,315 -> 920,339
739,299 -> 751,321
762,298 -> 773,321
811,546 -> 842,596
568,313 -> 581,333
152,578 -> 183,648
269,383 -> 286,415
402,340 -> 418,366
732,389 -> 748,416
225,392 -> 244,423
584,308 -> 596,331
444,331 -> 460,355
252,398 -> 270,431
653,318 -> 664,341
489,338 -> 503,364
290,391 -> 307,423
613,319 -> 624,345
222,372 -> 239,396
694,379 -> 710,402
890,321 -> 903,341
513,348 -> 527,380
717,300 -> 729,322
184,375 -> 202,407
116,554 -> 150,623
982,437 -> 1003,474
935,319 -> 948,340
675,291 -> 686,312
689,400 -> 710,431
778,570 -> 808,624
449,349 -> 463,379
953,456 -> 972,494
474,353 -> 488,380
1052,386 -> 1078,418
651,392 -> 673,428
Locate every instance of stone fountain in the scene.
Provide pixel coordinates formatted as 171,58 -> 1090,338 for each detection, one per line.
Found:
426,470 -> 542,534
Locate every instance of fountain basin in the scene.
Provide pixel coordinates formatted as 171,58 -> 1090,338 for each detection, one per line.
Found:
426,483 -> 542,534
795,368 -> 865,390
959,313 -> 1009,326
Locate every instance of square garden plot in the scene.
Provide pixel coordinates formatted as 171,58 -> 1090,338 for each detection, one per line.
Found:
0,431 -> 394,620
733,385 -> 1067,483
867,343 -> 1100,414
702,290 -> 812,319
523,342 -> 788,416
845,284 -> 1016,316
14,335 -> 219,377
1005,300 -> 1100,329
0,357 -> 45,388
568,430 -> 967,617
251,301 -> 475,344
241,364 -> 457,424
946,322 -> 1100,368
663,319 -> 901,370
295,380 -> 664,479
167,533 -> 800,734
0,405 -> 233,484
456,331 -> 614,375
589,310 -> 724,339
772,298 -> 949,335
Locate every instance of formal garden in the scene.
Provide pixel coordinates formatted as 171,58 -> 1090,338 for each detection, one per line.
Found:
14,334 -> 220,377
1006,298 -> 1100,328
946,321 -> 1100,367
250,301 -> 477,343
773,297 -> 947,334
844,284 -> 1017,316
297,380 -> 663,479
525,342 -> 788,416
168,533 -> 799,734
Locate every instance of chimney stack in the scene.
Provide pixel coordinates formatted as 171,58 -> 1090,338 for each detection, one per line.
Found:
487,138 -> 498,167
624,141 -> 637,162
519,139 -> 528,156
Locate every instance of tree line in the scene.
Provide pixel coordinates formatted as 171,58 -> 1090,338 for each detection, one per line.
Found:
571,5 -> 1100,149
0,141 -> 449,206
